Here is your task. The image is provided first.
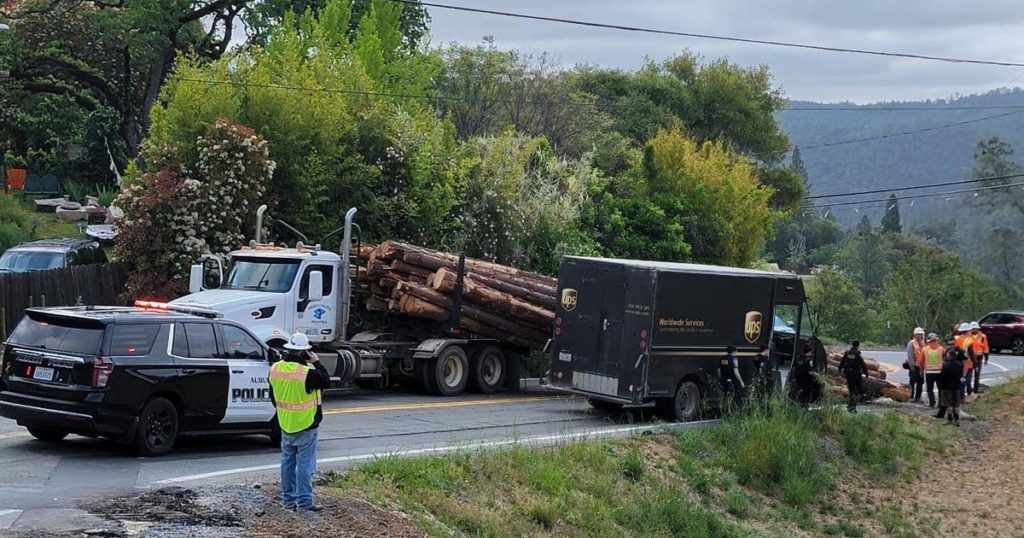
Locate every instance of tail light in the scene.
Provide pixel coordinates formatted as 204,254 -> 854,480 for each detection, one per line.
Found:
92,357 -> 113,388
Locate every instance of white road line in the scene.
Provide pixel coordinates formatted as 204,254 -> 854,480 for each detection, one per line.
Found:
988,362 -> 1009,372
153,421 -> 714,485
0,509 -> 23,530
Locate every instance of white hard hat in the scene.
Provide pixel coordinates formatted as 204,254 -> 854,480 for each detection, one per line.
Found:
913,327 -> 925,335
957,322 -> 971,332
970,321 -> 981,330
283,332 -> 312,351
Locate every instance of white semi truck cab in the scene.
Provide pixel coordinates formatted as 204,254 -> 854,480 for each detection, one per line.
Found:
169,206 -> 525,396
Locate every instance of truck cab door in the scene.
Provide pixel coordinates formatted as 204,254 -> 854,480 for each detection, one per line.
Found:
292,264 -> 337,343
217,324 -> 276,424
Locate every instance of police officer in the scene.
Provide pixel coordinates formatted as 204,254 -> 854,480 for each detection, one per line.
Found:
790,341 -> 817,407
269,333 -> 330,512
838,341 -> 869,413
719,345 -> 745,408
753,343 -> 775,397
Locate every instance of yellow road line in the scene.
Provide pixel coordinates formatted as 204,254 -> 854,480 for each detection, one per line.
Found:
0,431 -> 29,440
324,396 -> 560,415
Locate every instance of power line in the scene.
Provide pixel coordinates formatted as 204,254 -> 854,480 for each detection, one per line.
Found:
806,172 -> 1024,200
799,109 -> 1024,150
805,181 -> 1024,209
784,104 -> 1024,111
398,0 -> 1024,68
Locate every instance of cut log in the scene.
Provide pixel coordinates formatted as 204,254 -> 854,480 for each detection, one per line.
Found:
365,296 -> 390,312
432,267 -> 557,310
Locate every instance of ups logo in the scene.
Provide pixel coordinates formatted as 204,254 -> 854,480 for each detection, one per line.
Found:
744,311 -> 762,343
561,288 -> 578,312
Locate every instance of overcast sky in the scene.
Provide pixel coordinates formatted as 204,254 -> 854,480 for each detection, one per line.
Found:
423,0 -> 1024,103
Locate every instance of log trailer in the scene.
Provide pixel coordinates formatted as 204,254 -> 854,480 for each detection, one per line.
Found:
167,206 -> 527,396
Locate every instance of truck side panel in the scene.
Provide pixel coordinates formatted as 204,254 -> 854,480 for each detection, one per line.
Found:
646,272 -> 775,399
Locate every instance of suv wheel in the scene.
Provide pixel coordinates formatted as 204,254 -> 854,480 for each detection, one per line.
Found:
1013,337 -> 1024,356
134,397 -> 179,456
27,427 -> 68,442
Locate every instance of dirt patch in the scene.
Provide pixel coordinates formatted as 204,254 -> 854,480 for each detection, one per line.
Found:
82,486 -> 242,529
838,386 -> 1024,537
248,484 -> 425,538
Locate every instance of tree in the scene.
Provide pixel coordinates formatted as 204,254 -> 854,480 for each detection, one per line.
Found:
880,194 -> 902,233
148,0 -> 459,245
805,269 -> 872,342
973,136 -> 1024,216
242,0 -> 430,50
790,146 -> 808,184
837,216 -> 888,297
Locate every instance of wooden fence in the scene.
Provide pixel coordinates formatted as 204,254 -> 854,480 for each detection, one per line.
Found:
0,263 -> 128,340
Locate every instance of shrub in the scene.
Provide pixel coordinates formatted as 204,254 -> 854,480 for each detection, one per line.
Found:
115,118 -> 274,299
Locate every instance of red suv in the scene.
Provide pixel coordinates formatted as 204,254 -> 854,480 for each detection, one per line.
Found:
978,311 -> 1024,356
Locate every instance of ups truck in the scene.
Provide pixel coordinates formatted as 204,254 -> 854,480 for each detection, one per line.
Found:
547,256 -> 820,421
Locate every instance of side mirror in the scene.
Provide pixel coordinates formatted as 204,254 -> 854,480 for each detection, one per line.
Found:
188,264 -> 203,294
308,270 -> 324,302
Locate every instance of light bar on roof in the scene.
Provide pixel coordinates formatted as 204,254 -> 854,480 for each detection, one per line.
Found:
134,300 -> 220,318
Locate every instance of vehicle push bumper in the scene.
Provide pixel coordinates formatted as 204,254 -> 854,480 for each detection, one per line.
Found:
0,391 -> 137,441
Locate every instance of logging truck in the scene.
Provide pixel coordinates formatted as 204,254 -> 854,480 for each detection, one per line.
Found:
167,206 -> 528,396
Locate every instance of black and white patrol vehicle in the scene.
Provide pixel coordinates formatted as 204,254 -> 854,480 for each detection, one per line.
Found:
0,303 -> 279,455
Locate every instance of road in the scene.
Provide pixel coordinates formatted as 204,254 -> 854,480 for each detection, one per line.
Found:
0,383 -> 691,533
862,349 -> 1024,387
1,349 -> 1021,533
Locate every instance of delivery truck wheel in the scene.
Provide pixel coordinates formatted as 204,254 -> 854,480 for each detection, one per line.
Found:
470,346 -> 506,394
664,380 -> 702,422
433,346 -> 469,396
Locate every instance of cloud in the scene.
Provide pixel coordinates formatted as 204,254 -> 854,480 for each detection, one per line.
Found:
423,0 -> 1024,103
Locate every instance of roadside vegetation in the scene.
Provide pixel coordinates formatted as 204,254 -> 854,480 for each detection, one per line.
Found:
328,394 -> 948,537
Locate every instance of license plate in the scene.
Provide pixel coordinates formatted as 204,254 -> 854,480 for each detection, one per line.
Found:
33,367 -> 55,382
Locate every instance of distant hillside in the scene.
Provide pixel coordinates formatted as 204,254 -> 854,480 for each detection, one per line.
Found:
776,88 -> 1024,227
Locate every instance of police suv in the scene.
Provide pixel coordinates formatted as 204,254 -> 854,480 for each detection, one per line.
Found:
0,302 -> 280,455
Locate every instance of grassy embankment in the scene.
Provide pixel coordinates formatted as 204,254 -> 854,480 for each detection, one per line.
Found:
328,394 -> 955,537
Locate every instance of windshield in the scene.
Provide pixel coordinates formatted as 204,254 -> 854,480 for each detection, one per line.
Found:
773,305 -> 814,337
0,250 -> 64,272
221,257 -> 300,293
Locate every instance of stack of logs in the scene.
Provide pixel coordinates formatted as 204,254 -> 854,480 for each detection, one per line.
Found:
824,350 -> 911,402
352,241 -> 557,348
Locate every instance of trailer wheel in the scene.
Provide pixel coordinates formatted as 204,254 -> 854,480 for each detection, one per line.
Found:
415,358 -> 437,394
665,380 -> 702,422
433,346 -> 469,396
470,346 -> 506,394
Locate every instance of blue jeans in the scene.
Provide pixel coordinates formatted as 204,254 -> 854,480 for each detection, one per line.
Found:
280,427 -> 318,509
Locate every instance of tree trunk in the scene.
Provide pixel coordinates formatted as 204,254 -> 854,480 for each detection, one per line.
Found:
432,267 -> 556,310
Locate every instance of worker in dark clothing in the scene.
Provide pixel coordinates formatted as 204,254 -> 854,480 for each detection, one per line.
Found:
719,345 -> 745,409
935,345 -> 966,426
752,344 -> 775,398
789,342 -> 817,407
838,341 -> 869,413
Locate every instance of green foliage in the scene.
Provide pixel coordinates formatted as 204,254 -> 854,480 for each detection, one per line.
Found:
115,119 -> 274,299
243,0 -> 431,51
152,0 -> 456,246
0,194 -> 31,251
806,269 -> 874,343
758,166 -> 806,212
881,194 -> 902,233
641,128 -> 775,266
62,180 -> 86,204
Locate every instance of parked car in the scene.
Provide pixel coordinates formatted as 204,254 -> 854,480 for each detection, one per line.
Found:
0,304 -> 279,455
0,238 -> 107,273
978,311 -> 1024,356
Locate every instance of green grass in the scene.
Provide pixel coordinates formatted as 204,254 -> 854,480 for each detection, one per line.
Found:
333,393 -> 944,537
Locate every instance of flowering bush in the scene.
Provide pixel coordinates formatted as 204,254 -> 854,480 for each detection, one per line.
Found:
115,119 -> 275,300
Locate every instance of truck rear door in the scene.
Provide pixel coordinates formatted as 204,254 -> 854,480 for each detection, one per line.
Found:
550,260 -> 628,400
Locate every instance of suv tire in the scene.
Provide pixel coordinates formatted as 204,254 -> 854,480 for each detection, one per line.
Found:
1013,337 -> 1024,356
134,397 -> 179,456
27,426 -> 68,442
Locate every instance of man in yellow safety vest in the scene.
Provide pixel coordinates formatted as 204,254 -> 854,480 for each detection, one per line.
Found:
922,333 -> 945,408
269,333 -> 330,511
